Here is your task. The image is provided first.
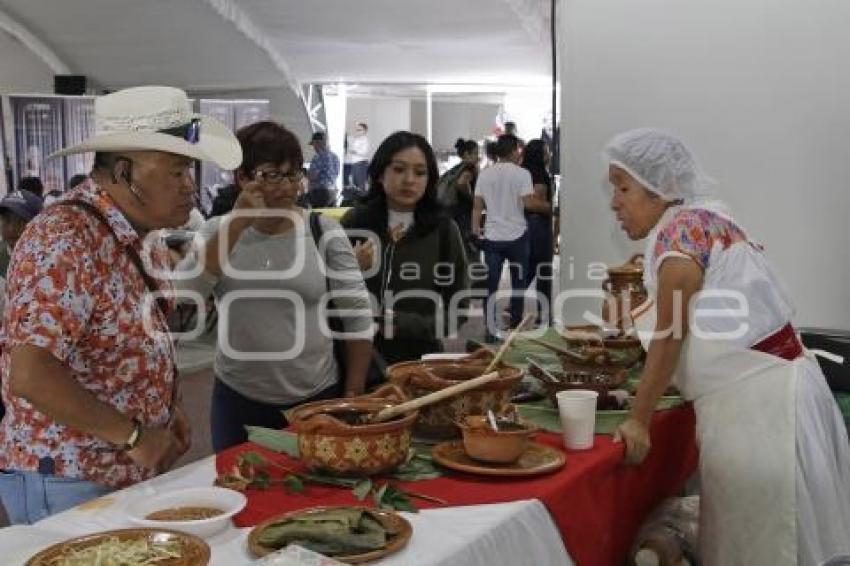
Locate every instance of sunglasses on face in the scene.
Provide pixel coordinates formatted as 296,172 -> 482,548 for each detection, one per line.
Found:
253,168 -> 305,184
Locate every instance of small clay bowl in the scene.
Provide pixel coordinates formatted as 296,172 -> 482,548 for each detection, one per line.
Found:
457,415 -> 535,464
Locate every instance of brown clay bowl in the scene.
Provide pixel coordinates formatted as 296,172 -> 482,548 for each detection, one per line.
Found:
387,355 -> 523,440
286,384 -> 417,476
558,325 -> 644,370
528,364 -> 629,410
458,415 -> 535,464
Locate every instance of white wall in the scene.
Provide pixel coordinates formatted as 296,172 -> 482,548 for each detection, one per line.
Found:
346,97 -> 411,158
410,100 -> 428,138
559,0 -> 850,330
430,101 -> 500,154
503,90 -> 552,143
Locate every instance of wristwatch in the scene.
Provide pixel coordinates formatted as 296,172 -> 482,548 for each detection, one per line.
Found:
124,418 -> 143,451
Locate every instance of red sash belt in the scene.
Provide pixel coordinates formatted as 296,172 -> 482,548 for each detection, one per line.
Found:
751,323 -> 803,361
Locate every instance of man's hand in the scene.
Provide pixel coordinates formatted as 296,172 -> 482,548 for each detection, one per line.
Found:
127,426 -> 187,473
613,417 -> 651,465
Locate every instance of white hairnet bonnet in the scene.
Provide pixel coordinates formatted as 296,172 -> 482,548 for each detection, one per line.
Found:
604,128 -> 717,203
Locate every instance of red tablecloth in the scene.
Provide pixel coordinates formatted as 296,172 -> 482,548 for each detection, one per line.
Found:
216,405 -> 698,566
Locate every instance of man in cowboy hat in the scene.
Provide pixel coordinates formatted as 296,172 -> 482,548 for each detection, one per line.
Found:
0,86 -> 242,524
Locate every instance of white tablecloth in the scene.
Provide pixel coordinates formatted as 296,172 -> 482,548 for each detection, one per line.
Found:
3,457 -> 573,565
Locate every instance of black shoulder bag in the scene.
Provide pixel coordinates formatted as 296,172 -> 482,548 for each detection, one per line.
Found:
308,212 -> 386,388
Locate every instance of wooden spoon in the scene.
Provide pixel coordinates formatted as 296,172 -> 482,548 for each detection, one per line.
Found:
368,315 -> 533,425
367,371 -> 502,423
482,313 -> 535,374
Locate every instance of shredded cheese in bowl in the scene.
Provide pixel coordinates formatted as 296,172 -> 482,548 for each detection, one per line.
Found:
48,536 -> 182,565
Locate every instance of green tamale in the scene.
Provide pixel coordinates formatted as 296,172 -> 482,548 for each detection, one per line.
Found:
257,507 -> 389,554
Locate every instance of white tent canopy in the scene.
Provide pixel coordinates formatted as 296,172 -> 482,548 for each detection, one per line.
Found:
0,0 -> 553,165
0,0 -> 846,331
0,0 -> 552,93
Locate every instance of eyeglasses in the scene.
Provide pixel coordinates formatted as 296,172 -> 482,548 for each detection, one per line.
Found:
253,168 -> 305,184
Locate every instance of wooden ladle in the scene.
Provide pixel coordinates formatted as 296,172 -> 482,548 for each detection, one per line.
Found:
366,370 -> 502,423
367,314 -> 534,424
482,313 -> 535,374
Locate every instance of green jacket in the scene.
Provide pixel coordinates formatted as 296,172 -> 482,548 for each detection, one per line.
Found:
341,204 -> 470,364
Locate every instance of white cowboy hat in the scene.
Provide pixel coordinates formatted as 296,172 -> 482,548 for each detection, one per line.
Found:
50,86 -> 242,170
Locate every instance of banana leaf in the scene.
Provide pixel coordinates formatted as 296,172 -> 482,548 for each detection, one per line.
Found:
517,396 -> 684,435
391,445 -> 441,481
467,327 -> 564,367
246,426 -> 300,458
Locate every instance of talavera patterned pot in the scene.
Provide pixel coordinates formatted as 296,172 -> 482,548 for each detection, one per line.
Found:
387,355 -> 523,440
287,384 -> 417,476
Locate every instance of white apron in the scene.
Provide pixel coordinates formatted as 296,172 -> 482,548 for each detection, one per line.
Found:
633,300 -> 798,566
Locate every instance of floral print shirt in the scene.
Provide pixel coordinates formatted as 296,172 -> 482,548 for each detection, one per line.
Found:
0,181 -> 176,487
654,208 -> 748,270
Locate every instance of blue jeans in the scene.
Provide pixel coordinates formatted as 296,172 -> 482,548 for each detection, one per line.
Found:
481,232 -> 530,336
0,469 -> 112,524
351,161 -> 369,191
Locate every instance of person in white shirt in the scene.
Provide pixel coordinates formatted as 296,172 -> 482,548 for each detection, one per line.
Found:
472,134 -> 549,340
344,122 -> 370,192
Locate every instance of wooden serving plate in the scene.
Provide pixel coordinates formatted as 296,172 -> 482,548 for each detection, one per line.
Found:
26,528 -> 210,565
432,440 -> 566,477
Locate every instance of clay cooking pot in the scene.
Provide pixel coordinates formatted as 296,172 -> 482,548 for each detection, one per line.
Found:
287,384 -> 417,476
387,354 -> 523,440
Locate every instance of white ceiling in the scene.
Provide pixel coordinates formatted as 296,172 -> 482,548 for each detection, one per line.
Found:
244,0 -> 552,85
0,0 -> 552,92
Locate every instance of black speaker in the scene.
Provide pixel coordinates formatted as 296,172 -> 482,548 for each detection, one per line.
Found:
54,75 -> 87,95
